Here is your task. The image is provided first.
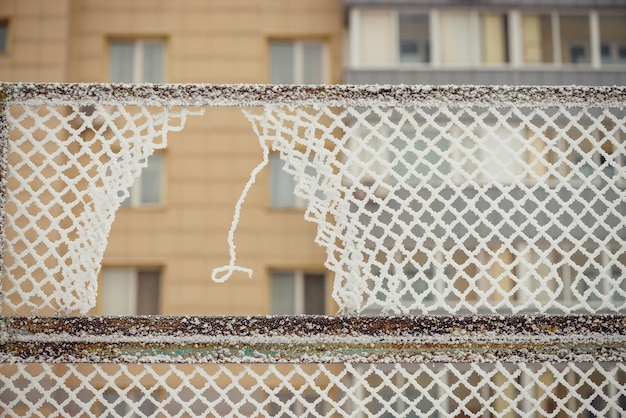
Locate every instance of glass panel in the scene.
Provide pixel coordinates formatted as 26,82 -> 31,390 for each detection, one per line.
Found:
142,41 -> 165,83
269,153 -> 296,208
302,42 -> 324,84
560,15 -> 590,64
399,13 -> 430,63
521,14 -> 554,64
137,269 -> 161,315
0,20 -> 8,53
439,11 -> 474,65
140,153 -> 164,205
109,41 -> 135,82
360,9 -> 394,66
599,15 -> 626,65
270,41 -> 294,84
271,272 -> 296,315
102,268 -> 134,315
304,273 -> 326,315
481,13 -> 509,64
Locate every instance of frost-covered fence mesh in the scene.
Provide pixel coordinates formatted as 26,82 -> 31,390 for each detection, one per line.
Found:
1,83 -> 626,417
1,362 -> 625,417
1,101 -> 201,314
242,103 -> 626,314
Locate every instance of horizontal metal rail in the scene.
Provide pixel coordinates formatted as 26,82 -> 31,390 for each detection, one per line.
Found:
1,83 -> 625,108
1,315 -> 625,364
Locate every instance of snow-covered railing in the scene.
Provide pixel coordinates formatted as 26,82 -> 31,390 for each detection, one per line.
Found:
2,315 -> 625,364
1,83 -> 626,417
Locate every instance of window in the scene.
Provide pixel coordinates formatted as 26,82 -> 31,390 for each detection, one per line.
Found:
0,20 -> 8,53
521,13 -> 555,64
269,153 -> 323,209
560,15 -> 590,64
439,11 -> 509,65
352,9 -> 626,68
102,267 -> 161,315
269,40 -> 326,84
357,10 -> 430,66
600,15 -> 626,64
269,153 -> 298,208
399,13 -> 430,63
109,39 -> 165,83
121,153 -> 164,207
480,12 -> 509,64
270,271 -> 326,315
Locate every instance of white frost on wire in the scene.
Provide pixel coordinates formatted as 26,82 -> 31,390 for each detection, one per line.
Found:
211,113 -> 270,283
3,104 -> 203,314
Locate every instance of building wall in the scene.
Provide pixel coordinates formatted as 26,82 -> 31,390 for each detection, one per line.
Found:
0,0 -> 343,316
0,0 -> 72,82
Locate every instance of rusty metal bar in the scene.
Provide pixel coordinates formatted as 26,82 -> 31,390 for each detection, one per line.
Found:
1,315 -> 624,364
1,83 -> 625,108
0,103 -> 6,281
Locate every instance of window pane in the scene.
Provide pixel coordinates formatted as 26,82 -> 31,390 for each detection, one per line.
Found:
102,268 -> 134,315
269,153 -> 296,208
271,272 -> 296,315
399,13 -> 430,63
270,42 -> 295,84
304,273 -> 326,315
360,9 -> 394,66
522,14 -> 554,64
137,269 -> 161,315
302,42 -> 324,84
439,11 -> 475,65
599,15 -> 626,64
560,15 -> 590,64
109,41 -> 135,82
0,20 -> 8,53
140,153 -> 164,205
142,41 -> 165,83
481,13 -> 509,64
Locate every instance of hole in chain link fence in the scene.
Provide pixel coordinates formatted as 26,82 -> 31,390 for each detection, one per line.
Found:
0,83 -> 625,417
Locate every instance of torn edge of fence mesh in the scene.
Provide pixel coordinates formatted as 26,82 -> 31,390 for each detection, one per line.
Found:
1,83 -> 626,108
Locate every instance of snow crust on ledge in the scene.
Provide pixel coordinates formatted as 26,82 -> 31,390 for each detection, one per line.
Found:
2,83 -> 626,108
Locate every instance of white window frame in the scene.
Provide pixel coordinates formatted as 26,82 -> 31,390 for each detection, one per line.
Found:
269,40 -> 328,84
101,267 -> 161,315
270,270 -> 327,315
109,39 -> 166,83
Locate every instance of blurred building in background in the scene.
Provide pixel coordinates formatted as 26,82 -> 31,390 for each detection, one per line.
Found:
345,0 -> 626,85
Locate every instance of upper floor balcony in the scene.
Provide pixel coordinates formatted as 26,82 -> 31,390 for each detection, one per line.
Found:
344,1 -> 626,85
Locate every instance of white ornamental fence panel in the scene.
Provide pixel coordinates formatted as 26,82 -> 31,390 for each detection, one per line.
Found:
0,83 -> 625,417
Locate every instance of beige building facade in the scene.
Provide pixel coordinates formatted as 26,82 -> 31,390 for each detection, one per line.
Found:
0,0 -> 343,316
